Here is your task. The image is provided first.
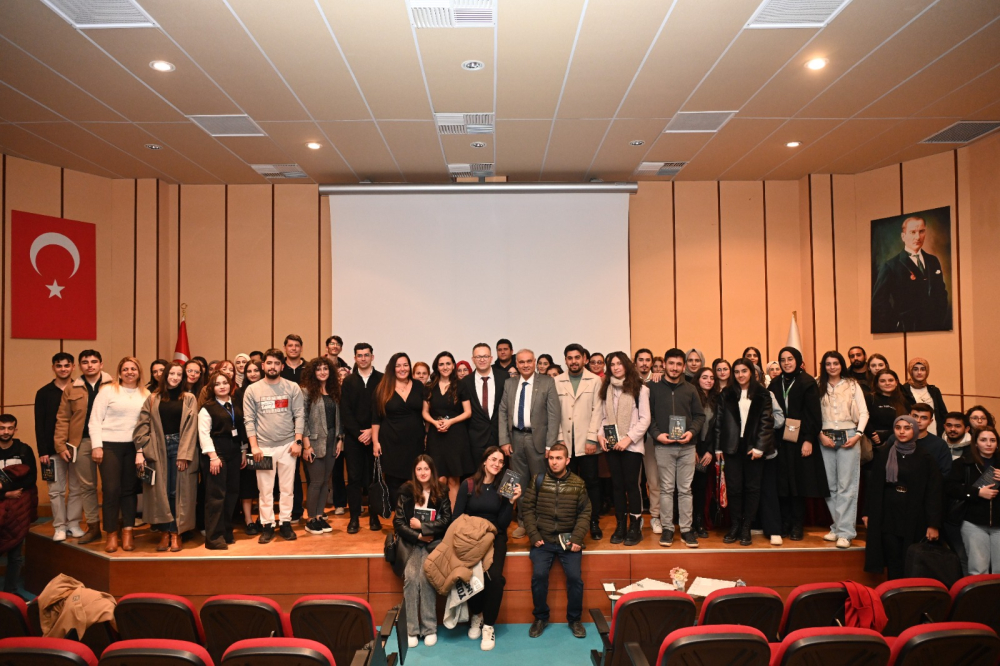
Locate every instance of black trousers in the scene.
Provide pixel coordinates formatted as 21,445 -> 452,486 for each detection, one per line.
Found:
759,456 -> 782,537
692,466 -> 710,526
569,453 -> 601,521
344,437 -> 373,519
331,451 -> 347,507
780,496 -> 806,530
99,441 -> 137,532
204,439 -> 241,546
724,449 -> 764,522
607,450 -> 643,518
881,533 -> 907,580
468,535 -> 507,626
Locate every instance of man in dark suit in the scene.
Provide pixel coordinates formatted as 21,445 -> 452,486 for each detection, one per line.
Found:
339,343 -> 384,534
499,349 -> 561,538
872,215 -> 950,332
461,342 -> 507,468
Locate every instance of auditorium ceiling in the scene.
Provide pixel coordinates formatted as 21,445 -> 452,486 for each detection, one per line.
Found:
1,0 -> 999,184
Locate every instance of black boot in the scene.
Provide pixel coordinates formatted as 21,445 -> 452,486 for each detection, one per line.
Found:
609,516 -> 627,545
790,523 -> 804,541
739,520 -> 753,546
623,515 -> 643,547
590,518 -> 603,541
723,519 -> 741,544
694,515 -> 709,539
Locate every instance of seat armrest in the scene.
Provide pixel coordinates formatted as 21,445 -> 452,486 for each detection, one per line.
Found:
352,646 -> 372,666
590,608 -> 610,637
625,641 -> 649,666
380,608 -> 398,641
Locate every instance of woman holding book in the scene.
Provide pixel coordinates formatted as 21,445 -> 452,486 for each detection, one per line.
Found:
198,371 -> 246,550
133,361 -> 199,552
946,425 -> 1000,575
393,454 -> 452,648
597,352 -> 650,547
865,370 -> 913,448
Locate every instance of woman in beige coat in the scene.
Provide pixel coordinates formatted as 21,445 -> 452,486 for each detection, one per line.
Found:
133,361 -> 199,552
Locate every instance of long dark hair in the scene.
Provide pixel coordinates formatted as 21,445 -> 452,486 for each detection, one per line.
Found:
155,361 -> 188,401
426,351 -> 460,405
971,426 -> 999,467
301,357 -> 341,404
374,353 -> 412,417
712,358 -> 731,389
874,369 -> 909,415
694,367 -> 717,408
599,351 -> 642,401
471,446 -> 506,496
183,360 -> 205,398
727,358 -> 764,399
742,347 -> 763,366
817,350 -> 849,396
406,454 -> 445,506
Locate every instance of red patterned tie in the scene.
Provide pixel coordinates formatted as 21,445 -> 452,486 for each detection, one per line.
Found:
482,377 -> 489,413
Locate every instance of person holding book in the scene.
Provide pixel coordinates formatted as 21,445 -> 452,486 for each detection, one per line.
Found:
35,352 -> 80,542
946,425 -> 999,575
520,442 -> 591,639
133,361 -> 199,552
393,454 -> 452,648
199,371 -> 247,550
597,352 -> 650,547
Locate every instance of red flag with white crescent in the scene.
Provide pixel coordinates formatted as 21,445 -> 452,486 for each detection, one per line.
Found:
11,210 -> 97,340
173,318 -> 191,362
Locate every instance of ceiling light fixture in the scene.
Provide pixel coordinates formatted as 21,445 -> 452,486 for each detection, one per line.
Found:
149,60 -> 175,72
786,141 -> 801,148
145,143 -> 162,150
629,140 -> 645,146
805,58 -> 828,70
306,142 -> 322,150
461,60 -> 485,71
470,141 -> 486,148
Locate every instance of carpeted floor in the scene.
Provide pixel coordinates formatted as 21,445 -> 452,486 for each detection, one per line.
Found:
386,622 -> 602,665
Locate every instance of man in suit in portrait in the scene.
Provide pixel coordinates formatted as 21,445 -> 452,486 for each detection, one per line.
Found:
462,342 -> 507,468
872,215 -> 951,333
499,348 -> 561,538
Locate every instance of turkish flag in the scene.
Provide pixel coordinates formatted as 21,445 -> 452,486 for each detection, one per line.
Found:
11,211 -> 97,340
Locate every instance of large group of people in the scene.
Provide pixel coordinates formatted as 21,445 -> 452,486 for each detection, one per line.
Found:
1,333 -> 997,648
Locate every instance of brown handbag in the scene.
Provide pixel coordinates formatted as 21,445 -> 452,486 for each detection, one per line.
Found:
782,418 -> 802,442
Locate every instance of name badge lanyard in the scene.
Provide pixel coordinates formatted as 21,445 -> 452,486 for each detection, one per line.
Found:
225,402 -> 238,438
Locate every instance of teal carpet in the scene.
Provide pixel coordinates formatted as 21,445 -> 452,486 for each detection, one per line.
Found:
386,622 -> 602,665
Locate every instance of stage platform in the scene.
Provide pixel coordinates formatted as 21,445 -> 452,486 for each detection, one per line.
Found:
26,514 -> 881,624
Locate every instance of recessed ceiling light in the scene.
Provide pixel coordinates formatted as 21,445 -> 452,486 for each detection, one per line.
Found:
470,141 -> 486,148
149,60 -> 175,72
629,140 -> 645,146
786,141 -> 801,148
461,60 -> 485,71
306,142 -> 322,150
145,143 -> 162,150
805,58 -> 828,70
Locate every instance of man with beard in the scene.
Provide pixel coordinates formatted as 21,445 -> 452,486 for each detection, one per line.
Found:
0,413 -> 37,596
633,349 -> 662,534
942,412 -> 971,460
340,343 -> 383,533
846,346 -> 872,392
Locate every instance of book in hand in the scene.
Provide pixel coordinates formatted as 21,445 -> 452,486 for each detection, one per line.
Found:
973,466 -> 998,489
497,469 -> 520,499
603,424 -> 620,447
138,463 -> 156,486
41,459 -> 56,482
246,455 -> 274,471
67,444 -> 78,463
558,533 -> 576,550
414,507 -> 437,523
0,468 -> 12,490
668,415 -> 687,440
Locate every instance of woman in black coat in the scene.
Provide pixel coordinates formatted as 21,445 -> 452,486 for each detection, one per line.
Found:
946,425 -> 999,575
714,359 -> 775,546
769,347 -> 828,540
863,415 -> 942,579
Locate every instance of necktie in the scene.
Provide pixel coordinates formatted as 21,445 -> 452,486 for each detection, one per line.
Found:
517,381 -> 528,430
481,377 -> 489,413
910,253 -> 925,276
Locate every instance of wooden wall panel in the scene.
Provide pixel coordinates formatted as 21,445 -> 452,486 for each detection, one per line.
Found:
3,157 -> 61,406
797,177 -> 816,372
320,195 -> 332,355
158,182 -> 179,360
832,174 -> 860,350
179,185 -> 226,361
809,175 -> 838,359
135,179 -> 159,365
720,181 -> 767,362
673,181 -> 721,360
273,184 -> 320,353
226,185 -> 272,358
764,181 -> 802,366
628,182 -> 675,354
102,177 -> 135,365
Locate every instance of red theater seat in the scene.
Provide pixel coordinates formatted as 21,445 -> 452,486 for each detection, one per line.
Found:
770,628 -> 889,666
590,590 -> 697,666
0,592 -> 31,639
99,639 -> 213,666
623,625 -> 770,666
874,578 -> 950,637
115,593 -> 205,644
221,638 -> 334,666
0,636 -> 98,666
200,595 -> 292,665
888,622 -> 1000,666
779,583 -> 848,638
948,574 -> 1000,634
699,586 -> 783,642
290,595 -> 397,666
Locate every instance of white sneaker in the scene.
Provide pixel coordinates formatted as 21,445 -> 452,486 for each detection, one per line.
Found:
481,624 -> 496,651
53,529 -> 67,542
823,531 -> 837,542
651,518 -> 662,534
770,535 -> 783,546
68,525 -> 85,538
424,634 -> 437,646
407,635 -> 418,648
334,507 -> 345,515
836,537 -> 851,549
468,613 -> 484,639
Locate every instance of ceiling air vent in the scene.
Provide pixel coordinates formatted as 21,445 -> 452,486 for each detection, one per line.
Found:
407,0 -> 496,28
449,163 -> 494,178
746,0 -> 853,29
189,115 -> 266,137
663,112 -> 736,133
40,0 -> 157,28
635,162 -> 687,177
435,112 -> 494,135
251,164 -> 309,179
921,121 -> 1000,144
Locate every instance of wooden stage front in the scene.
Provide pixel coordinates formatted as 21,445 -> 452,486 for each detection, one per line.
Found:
25,514 -> 881,624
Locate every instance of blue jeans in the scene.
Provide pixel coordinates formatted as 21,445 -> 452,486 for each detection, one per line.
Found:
154,433 -> 180,533
821,428 -> 860,540
961,521 -> 1000,575
529,541 -> 583,622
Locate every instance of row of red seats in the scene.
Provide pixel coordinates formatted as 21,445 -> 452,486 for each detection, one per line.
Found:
592,574 -> 1000,666
0,592 -> 407,666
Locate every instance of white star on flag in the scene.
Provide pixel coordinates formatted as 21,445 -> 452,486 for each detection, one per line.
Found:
46,280 -> 65,298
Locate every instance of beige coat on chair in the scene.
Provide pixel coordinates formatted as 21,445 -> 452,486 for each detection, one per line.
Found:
553,369 -> 604,457
132,392 -> 200,533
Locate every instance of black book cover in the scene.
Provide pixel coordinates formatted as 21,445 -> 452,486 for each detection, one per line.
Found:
41,459 -> 56,482
246,455 -> 274,471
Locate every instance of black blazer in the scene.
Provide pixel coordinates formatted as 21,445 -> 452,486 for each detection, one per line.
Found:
872,250 -> 950,332
340,369 -> 384,441
901,383 -> 949,433
461,370 -> 507,463
713,386 -> 775,457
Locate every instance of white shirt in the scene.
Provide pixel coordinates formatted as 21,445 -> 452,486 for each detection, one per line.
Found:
909,386 -> 938,435
358,368 -> 373,387
88,386 -> 147,449
907,248 -> 926,269
514,373 -> 535,429
198,399 -> 235,456
738,389 -> 751,438
475,371 -> 496,419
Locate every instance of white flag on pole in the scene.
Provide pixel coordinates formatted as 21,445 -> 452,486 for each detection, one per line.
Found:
787,312 -> 802,352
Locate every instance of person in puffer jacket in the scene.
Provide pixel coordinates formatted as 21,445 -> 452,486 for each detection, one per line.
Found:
520,442 -> 591,640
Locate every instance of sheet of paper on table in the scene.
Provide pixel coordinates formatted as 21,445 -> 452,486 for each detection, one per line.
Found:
617,578 -> 674,595
686,576 -> 738,598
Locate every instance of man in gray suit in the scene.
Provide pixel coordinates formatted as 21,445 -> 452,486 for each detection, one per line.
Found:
499,349 -> 561,539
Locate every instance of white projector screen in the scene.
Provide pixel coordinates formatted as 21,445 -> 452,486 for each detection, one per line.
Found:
330,192 -> 631,372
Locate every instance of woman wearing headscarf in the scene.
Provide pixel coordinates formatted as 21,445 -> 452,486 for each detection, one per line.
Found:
863,415 -> 942,579
233,353 -> 251,388
768,346 -> 828,541
901,357 -> 948,437
684,349 -> 705,383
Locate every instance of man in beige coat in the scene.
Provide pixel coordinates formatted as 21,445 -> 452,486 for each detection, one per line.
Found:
554,344 -> 604,540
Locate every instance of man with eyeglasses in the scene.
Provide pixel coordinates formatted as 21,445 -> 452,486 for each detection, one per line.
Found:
461,343 -> 508,467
